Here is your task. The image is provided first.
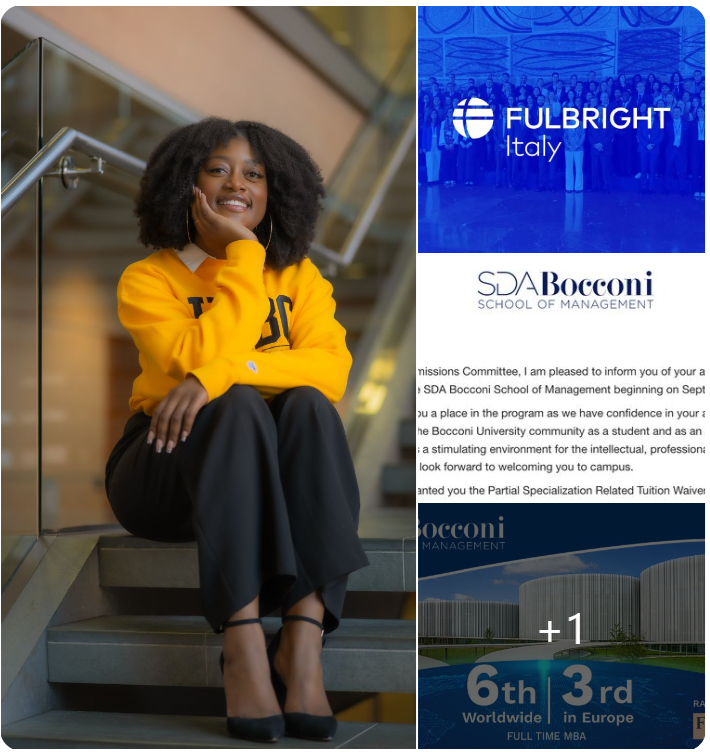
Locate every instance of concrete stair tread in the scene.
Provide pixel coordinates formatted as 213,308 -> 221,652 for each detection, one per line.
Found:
94,507 -> 415,540
46,616 -> 416,693
1,710 -> 415,749
98,535 -> 413,551
329,277 -> 381,301
333,306 -> 371,332
357,508 -> 414,539
399,419 -> 415,449
48,614 -> 414,648
381,464 -> 415,495
98,532 -> 414,592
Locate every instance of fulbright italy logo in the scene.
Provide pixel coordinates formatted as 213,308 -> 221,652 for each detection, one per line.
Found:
453,97 -> 495,139
452,97 -> 670,140
452,97 -> 670,161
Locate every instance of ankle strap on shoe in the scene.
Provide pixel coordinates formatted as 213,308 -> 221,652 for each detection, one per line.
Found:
223,617 -> 262,629
283,615 -> 325,636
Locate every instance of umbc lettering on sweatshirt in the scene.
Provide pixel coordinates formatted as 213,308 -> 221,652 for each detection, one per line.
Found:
187,295 -> 293,351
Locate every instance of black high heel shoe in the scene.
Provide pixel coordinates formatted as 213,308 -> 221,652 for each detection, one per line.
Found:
219,616 -> 285,743
266,614 -> 338,742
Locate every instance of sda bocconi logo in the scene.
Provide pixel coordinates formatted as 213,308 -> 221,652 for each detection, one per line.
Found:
453,98 -> 495,139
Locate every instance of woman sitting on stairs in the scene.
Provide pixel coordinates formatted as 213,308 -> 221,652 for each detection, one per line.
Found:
104,117 -> 370,743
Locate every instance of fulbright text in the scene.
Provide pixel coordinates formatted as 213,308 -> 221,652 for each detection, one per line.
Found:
506,106 -> 670,130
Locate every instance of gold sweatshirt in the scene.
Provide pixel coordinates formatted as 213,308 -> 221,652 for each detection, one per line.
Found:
117,239 -> 351,415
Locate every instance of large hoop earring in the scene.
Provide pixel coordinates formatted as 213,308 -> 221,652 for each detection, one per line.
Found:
257,212 -> 273,251
186,207 -> 192,245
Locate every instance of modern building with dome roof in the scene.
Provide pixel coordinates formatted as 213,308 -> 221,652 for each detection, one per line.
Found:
419,554 -> 704,651
518,573 -> 640,641
640,554 -> 705,642
418,600 -> 519,638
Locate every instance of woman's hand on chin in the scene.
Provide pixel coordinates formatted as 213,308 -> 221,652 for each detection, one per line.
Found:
191,187 -> 259,255
147,374 -> 208,453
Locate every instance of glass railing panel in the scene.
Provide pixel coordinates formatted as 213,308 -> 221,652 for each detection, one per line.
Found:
42,38 -> 190,162
2,38 -> 40,539
3,33 -> 415,535
303,7 -> 415,87
341,219 -> 416,515
37,40 -> 188,533
39,163 -> 146,532
326,129 -> 416,374
313,40 -> 416,257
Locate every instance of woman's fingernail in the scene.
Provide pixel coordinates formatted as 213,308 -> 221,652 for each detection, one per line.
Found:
166,440 -> 174,454
181,431 -> 188,442
147,432 -> 154,445
156,439 -> 163,454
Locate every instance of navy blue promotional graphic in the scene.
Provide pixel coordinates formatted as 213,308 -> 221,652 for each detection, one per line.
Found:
418,6 -> 706,253
418,502 -> 705,749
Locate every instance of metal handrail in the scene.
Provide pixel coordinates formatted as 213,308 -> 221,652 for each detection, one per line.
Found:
313,113 -> 415,267
1,122 -> 412,267
319,32 -> 415,192
1,126 -> 145,217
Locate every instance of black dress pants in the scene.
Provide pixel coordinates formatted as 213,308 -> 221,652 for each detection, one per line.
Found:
104,385 -> 370,635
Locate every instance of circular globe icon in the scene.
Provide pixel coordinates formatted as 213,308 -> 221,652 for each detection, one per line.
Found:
452,97 -> 495,139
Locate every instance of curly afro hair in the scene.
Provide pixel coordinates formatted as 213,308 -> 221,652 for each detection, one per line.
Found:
134,117 -> 325,270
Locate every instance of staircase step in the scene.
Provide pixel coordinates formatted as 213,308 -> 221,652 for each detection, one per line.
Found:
98,536 -> 414,593
334,305 -> 371,333
47,616 -> 415,694
329,276 -> 381,303
51,230 -> 140,254
1,710 -> 415,749
399,419 -> 415,450
381,464 -> 415,496
357,508 -> 414,539
71,204 -> 136,227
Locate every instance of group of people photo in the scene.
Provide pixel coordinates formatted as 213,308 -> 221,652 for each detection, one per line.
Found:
419,69 -> 706,197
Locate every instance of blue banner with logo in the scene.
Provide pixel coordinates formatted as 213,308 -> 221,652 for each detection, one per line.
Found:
418,502 -> 705,748
420,661 -> 704,748
417,5 -> 705,253
418,502 -> 703,579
